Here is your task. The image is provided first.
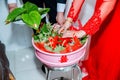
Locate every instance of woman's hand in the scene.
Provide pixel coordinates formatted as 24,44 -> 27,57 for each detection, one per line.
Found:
52,23 -> 61,32
62,30 -> 86,38
58,18 -> 73,34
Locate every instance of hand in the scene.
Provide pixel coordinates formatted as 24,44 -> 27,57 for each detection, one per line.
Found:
58,18 -> 73,34
62,30 -> 86,38
56,12 -> 65,26
52,23 -> 61,32
8,3 -> 17,12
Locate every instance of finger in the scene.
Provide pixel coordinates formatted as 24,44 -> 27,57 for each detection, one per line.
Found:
62,33 -> 73,38
59,27 -> 67,34
58,27 -> 64,34
62,31 -> 73,38
72,30 -> 86,38
53,24 -> 61,31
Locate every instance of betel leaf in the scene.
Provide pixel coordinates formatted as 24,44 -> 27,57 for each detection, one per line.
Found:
21,11 -> 41,30
38,8 -> 50,15
40,24 -> 49,33
5,8 -> 26,24
15,15 -> 22,21
23,1 -> 38,13
5,1 -> 50,31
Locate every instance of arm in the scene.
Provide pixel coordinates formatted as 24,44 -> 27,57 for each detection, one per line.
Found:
56,0 -> 66,25
58,0 -> 85,33
62,0 -> 117,38
81,0 -> 117,35
67,0 -> 85,22
7,0 -> 17,12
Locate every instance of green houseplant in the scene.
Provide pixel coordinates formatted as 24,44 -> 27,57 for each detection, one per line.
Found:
5,1 -> 50,30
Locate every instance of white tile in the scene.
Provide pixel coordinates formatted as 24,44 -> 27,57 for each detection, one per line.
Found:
15,47 -> 43,72
6,51 -> 16,77
16,68 -> 45,80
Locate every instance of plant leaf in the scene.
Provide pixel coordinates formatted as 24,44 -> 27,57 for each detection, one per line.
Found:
21,11 -> 41,30
5,8 -> 26,24
41,24 -> 49,33
38,8 -> 50,15
23,1 -> 38,13
81,36 -> 87,44
53,46 -> 65,53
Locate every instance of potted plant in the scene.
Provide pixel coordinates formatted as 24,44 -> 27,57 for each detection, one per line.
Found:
5,2 -> 88,67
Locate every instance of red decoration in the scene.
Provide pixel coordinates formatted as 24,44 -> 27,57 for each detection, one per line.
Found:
60,55 -> 68,63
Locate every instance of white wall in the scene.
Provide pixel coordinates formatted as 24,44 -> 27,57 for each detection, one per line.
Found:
0,0 -> 33,51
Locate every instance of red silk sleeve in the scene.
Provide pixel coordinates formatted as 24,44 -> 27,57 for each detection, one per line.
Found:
67,0 -> 84,22
81,9 -> 102,35
81,0 -> 117,35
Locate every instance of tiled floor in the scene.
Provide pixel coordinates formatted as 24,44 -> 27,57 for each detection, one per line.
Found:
6,47 -> 46,80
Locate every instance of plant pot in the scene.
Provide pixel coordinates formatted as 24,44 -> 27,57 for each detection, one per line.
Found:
32,38 -> 88,68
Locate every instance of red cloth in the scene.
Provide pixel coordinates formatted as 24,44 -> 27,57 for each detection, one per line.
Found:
67,0 -> 84,22
82,0 -> 120,80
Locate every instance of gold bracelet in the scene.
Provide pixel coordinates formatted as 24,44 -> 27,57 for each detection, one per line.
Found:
66,18 -> 73,23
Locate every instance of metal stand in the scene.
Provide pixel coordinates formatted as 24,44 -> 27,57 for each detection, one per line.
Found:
45,64 -> 82,80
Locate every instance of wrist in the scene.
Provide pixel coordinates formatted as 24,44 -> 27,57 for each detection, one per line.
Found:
56,12 -> 64,21
66,17 -> 73,23
57,12 -> 64,16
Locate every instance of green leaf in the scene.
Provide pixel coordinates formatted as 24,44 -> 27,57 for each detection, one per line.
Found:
81,36 -> 87,44
15,15 -> 22,21
41,24 -> 49,33
38,8 -> 50,15
5,1 -> 50,32
21,11 -> 41,30
53,46 -> 65,53
5,8 -> 26,24
45,45 -> 65,53
45,46 -> 53,52
33,35 -> 39,41
23,1 -> 38,13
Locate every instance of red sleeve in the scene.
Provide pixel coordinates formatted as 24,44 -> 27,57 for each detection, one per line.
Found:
81,9 -> 102,35
67,0 -> 84,22
81,0 -> 117,35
